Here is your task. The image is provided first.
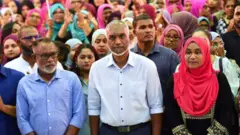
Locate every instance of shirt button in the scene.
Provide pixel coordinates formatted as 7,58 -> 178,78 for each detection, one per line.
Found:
49,127 -> 52,130
120,84 -> 122,86
120,71 -> 122,73
47,100 -> 50,102
48,113 -> 51,116
120,96 -> 123,98
121,108 -> 123,110
122,120 -> 124,122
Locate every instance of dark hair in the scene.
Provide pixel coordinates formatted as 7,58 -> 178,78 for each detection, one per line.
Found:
108,11 -> 122,24
54,41 -> 70,63
223,0 -> 237,6
193,28 -> 212,41
71,44 -> 98,76
133,13 -> 152,29
21,0 -> 34,10
1,22 -> 17,44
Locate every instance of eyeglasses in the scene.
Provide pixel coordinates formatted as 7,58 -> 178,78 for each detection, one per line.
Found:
165,36 -> 180,41
34,51 -> 59,60
21,35 -> 39,41
30,14 -> 41,19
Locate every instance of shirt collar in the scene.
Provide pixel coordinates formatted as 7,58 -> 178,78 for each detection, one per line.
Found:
33,68 -> 62,82
107,51 -> 135,68
132,43 -> 161,55
0,65 -> 7,77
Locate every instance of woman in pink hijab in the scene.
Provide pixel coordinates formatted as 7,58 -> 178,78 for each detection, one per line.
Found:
160,24 -> 184,57
165,0 -> 183,10
97,4 -> 112,28
25,9 -> 44,35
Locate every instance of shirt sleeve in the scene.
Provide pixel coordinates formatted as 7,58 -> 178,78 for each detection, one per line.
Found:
88,64 -> 101,116
146,61 -> 164,114
69,73 -> 86,128
16,80 -> 34,135
223,58 -> 239,96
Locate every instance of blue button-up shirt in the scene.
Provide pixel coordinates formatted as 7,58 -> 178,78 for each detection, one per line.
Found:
88,52 -> 163,126
131,44 -> 179,96
0,65 -> 24,135
17,69 -> 86,135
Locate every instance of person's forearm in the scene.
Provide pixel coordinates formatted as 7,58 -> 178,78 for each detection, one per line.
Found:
2,105 -> 16,117
64,125 -> 80,135
46,29 -> 53,39
151,113 -> 162,135
90,116 -> 100,135
58,23 -> 69,38
26,131 -> 36,135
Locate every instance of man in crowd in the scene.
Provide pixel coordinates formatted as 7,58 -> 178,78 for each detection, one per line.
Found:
132,14 -> 179,96
222,5 -> 240,67
17,38 -> 86,135
0,40 -> 24,135
88,20 -> 163,135
5,26 -> 63,75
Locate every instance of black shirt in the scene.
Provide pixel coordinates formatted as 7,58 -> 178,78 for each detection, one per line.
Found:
222,30 -> 240,67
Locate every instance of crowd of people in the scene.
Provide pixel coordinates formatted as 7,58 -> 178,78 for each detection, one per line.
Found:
0,0 -> 240,135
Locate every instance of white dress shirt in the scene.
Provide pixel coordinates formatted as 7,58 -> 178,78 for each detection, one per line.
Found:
4,55 -> 63,75
88,52 -> 163,126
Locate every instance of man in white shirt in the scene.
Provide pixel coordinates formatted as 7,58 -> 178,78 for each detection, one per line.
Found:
88,20 -> 163,135
4,26 -> 63,75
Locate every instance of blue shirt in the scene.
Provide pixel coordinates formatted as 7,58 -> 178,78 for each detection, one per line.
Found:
0,65 -> 24,135
17,69 -> 86,135
131,44 -> 179,96
88,52 -> 163,126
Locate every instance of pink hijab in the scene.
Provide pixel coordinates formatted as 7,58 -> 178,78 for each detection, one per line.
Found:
97,4 -> 112,28
174,37 -> 219,116
166,4 -> 183,15
25,9 -> 43,32
160,24 -> 184,56
166,0 -> 183,10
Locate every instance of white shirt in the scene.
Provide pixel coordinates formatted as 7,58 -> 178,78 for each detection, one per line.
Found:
4,55 -> 64,75
88,52 -> 163,126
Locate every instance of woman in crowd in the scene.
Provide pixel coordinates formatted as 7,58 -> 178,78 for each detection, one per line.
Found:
160,24 -> 184,57
97,4 -> 112,28
2,34 -> 21,65
71,44 -> 98,135
197,16 -> 210,30
164,37 -> 238,135
25,9 -> 44,36
1,22 -> 21,44
46,3 -> 66,40
210,31 -> 225,57
215,0 -> 236,34
183,0 -> 193,13
65,38 -> 83,70
0,8 -> 14,27
20,0 -> 34,20
91,29 -> 109,59
172,11 -> 198,43
8,0 -> 21,14
192,28 -> 239,97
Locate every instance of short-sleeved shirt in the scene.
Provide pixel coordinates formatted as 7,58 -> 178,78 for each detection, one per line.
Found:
0,65 -> 24,135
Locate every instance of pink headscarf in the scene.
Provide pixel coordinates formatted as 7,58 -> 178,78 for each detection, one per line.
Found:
191,0 -> 207,17
25,9 -> 43,32
97,4 -> 112,28
166,4 -> 182,15
166,0 -> 183,10
160,24 -> 184,56
84,3 -> 97,17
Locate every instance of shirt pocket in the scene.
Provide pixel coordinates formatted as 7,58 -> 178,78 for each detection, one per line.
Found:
130,81 -> 147,106
55,88 -> 70,112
